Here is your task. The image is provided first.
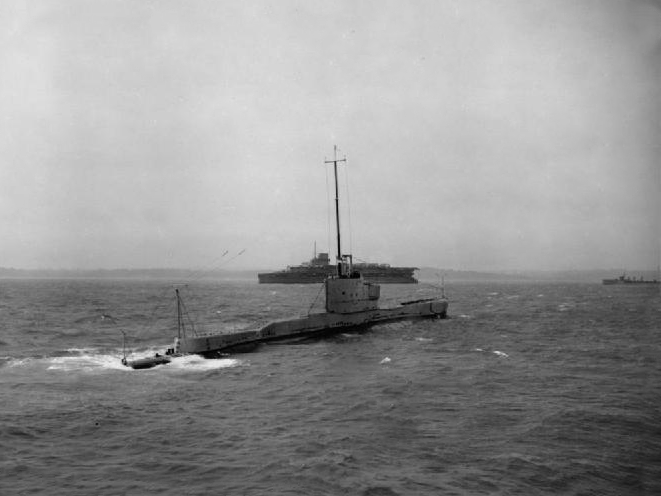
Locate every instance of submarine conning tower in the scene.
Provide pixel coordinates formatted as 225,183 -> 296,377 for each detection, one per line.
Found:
325,254 -> 380,313
323,146 -> 380,314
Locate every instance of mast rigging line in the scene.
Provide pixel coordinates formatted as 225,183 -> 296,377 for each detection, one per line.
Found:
175,287 -> 198,338
343,157 -> 354,258
183,250 -> 229,281
116,249 -> 246,354
307,282 -> 326,315
116,284 -> 175,359
324,145 -> 347,265
182,248 -> 247,283
325,162 -> 332,261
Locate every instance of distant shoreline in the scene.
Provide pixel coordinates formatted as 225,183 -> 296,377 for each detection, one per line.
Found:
1,267 -> 658,284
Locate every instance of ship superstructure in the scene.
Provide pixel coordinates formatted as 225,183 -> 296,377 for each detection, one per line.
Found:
257,250 -> 418,284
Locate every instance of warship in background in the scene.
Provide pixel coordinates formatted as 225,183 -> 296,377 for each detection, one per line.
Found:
602,273 -> 659,285
258,247 -> 418,284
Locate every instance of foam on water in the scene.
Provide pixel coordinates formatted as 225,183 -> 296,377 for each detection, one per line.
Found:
473,348 -> 509,358
165,354 -> 243,371
3,346 -> 244,373
3,350 -> 129,372
46,353 -> 128,371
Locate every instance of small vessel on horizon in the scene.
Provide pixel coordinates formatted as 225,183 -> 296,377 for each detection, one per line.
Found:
602,273 -> 659,285
121,147 -> 448,369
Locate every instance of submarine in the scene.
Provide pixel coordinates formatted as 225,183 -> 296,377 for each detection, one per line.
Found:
121,147 -> 448,369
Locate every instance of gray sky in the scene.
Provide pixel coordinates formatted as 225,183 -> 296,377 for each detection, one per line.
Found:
1,0 -> 659,271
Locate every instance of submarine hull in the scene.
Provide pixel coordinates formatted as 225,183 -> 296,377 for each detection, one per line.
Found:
178,299 -> 448,356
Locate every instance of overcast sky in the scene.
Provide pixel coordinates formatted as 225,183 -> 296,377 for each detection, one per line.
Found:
1,0 -> 659,271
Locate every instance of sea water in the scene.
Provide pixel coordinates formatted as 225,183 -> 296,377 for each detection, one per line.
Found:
1,279 -> 659,495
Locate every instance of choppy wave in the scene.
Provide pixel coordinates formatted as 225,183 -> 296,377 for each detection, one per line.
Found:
1,279 -> 659,496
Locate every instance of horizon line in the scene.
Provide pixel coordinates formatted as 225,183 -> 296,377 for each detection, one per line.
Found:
0,266 -> 657,274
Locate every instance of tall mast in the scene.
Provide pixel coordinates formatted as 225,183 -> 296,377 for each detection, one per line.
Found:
176,288 -> 183,339
325,145 -> 346,265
